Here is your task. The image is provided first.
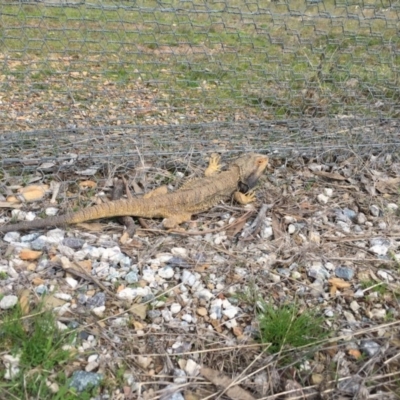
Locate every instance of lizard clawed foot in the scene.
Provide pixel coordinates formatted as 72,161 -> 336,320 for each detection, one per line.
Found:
234,190 -> 256,205
205,153 -> 222,177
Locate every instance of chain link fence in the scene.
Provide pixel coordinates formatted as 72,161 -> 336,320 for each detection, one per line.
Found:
1,0 -> 400,174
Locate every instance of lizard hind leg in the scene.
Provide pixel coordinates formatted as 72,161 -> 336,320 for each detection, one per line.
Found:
234,190 -> 256,205
204,153 -> 222,177
162,213 -> 192,229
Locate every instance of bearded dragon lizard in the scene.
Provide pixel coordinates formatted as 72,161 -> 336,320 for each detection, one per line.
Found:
0,153 -> 268,233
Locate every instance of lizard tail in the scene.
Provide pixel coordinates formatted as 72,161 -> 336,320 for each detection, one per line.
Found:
0,199 -> 138,233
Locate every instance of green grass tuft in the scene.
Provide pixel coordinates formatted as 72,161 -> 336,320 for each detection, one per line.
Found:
258,302 -> 328,355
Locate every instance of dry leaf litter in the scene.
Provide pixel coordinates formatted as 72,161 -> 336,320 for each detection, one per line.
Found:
1,153 -> 400,399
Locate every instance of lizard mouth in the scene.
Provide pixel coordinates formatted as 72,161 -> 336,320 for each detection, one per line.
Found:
239,172 -> 260,192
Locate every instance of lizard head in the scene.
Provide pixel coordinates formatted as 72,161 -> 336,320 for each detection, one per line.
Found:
233,153 -> 269,190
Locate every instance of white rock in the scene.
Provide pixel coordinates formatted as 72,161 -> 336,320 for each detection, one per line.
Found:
377,270 -> 394,282
370,308 -> 386,319
185,359 -> 200,376
209,299 -> 222,320
158,266 -> 175,279
337,221 -> 351,233
369,205 -> 380,217
343,311 -> 356,323
54,293 -> 72,301
222,305 -> 239,319
324,188 -> 333,197
378,222 -> 387,230
261,226 -> 273,239
194,289 -> 213,301
46,229 -> 65,244
92,306 -> 106,317
112,317 -> 129,326
173,369 -> 187,384
171,247 -> 188,258
45,207 -> 59,216
317,194 -> 329,204
101,246 -> 122,262
65,277 -> 78,289
291,271 -> 302,280
325,262 -> 335,271
357,213 -> 367,224
369,244 -> 389,256
181,314 -> 193,323
85,361 -> 99,372
284,216 -> 297,224
269,273 -> 281,283
170,303 -> 182,314
387,203 -> 398,211
88,354 -> 99,363
288,224 -> 296,234
0,295 -> 18,310
181,270 -> 197,286
117,288 -> 137,301
57,321 -> 69,331
162,309 -> 172,322
154,253 -> 173,263
3,354 -> 20,380
350,301 -> 360,312
3,232 -> 21,243
46,381 -> 59,393
142,268 -> 156,283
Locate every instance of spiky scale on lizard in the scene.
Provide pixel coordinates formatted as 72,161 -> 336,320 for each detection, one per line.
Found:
0,153 -> 268,233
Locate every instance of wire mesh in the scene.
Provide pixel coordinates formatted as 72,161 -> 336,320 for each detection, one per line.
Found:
1,0 -> 400,173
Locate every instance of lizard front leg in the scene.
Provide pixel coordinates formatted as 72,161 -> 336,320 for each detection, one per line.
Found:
233,190 -> 256,205
204,153 -> 221,177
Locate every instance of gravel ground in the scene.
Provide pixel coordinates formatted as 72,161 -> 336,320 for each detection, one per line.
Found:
1,153 -> 400,399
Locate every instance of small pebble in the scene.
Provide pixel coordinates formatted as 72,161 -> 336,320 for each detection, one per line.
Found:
158,266 -> 175,279
181,270 -> 197,287
369,205 -> 380,217
92,306 -> 105,317
85,361 -> 99,372
171,247 -> 188,258
125,270 -> 139,284
21,233 -> 39,242
170,303 -> 182,314
63,238 -> 85,249
350,301 -> 360,312
173,369 -> 187,385
335,266 -> 354,281
360,340 -> 380,357
387,203 -> 398,211
65,277 -> 79,289
378,222 -> 387,230
323,188 -> 333,197
342,208 -> 357,221
45,207 -> 59,216
69,371 -> 103,392
317,194 -> 329,204
377,269 -> 394,282
3,232 -> 21,243
222,305 -> 239,319
185,359 -> 200,376
357,213 -> 367,224
87,292 -> 106,309
0,295 -> 18,310
35,285 -> 48,295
